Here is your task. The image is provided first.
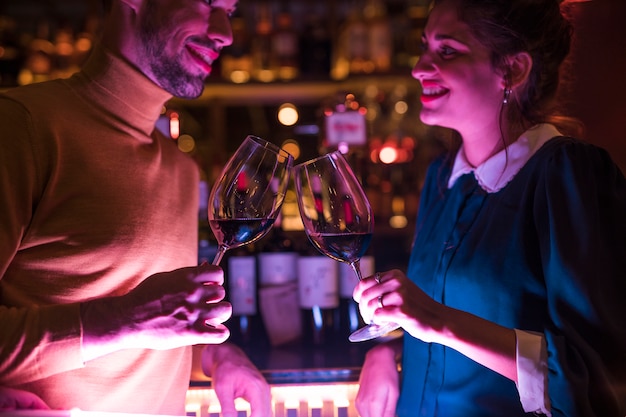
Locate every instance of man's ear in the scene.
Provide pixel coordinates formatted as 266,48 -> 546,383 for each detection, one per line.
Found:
502,51 -> 533,89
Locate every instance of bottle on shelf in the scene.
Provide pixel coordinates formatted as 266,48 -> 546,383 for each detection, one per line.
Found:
298,12 -> 332,79
226,244 -> 265,345
257,219 -> 301,346
271,9 -> 299,81
364,0 -> 392,73
297,246 -> 340,346
250,1 -> 276,83
332,1 -> 370,79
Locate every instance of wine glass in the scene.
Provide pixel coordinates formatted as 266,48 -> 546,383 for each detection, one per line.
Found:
208,135 -> 293,265
293,151 -> 400,342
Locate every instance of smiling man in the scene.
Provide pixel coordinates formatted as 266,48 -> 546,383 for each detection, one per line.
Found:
0,0 -> 270,416
126,0 -> 235,98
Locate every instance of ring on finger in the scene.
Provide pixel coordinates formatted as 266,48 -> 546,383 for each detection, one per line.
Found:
377,294 -> 385,309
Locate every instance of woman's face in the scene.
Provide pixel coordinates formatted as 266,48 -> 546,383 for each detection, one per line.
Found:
133,0 -> 236,99
412,1 -> 505,135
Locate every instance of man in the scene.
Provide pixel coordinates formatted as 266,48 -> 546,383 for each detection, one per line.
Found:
0,0 -> 271,416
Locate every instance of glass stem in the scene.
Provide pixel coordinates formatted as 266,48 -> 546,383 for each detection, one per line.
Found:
350,259 -> 363,281
212,246 -> 227,265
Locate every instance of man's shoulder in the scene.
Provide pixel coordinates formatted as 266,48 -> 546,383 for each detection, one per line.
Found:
1,79 -> 76,112
2,80 -> 88,135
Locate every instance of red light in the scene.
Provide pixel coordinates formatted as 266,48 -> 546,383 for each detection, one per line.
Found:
169,112 -> 180,139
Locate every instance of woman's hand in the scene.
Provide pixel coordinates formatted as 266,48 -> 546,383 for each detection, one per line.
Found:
355,341 -> 401,417
202,343 -> 272,417
353,269 -> 444,343
354,269 -> 518,382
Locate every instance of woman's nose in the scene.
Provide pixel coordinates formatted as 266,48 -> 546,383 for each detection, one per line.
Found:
411,48 -> 437,80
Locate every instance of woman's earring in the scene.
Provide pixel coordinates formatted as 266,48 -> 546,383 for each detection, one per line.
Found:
503,87 -> 512,104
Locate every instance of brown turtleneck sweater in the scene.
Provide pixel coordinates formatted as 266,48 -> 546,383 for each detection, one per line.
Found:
0,46 -> 200,414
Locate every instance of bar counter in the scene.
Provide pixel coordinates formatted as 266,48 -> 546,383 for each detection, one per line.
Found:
187,331 -> 402,417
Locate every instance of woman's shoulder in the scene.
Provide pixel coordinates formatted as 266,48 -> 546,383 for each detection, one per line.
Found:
529,135 -> 626,190
535,136 -> 619,171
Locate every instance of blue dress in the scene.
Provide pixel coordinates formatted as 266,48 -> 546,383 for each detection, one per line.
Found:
397,137 -> 626,417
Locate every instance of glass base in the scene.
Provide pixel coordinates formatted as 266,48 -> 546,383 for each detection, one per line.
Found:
348,322 -> 401,342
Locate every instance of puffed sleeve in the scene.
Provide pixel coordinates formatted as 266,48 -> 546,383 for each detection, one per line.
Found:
0,96 -> 84,385
535,138 -> 626,416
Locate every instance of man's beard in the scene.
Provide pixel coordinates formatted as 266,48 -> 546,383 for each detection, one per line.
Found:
138,5 -> 206,99
149,56 -> 205,99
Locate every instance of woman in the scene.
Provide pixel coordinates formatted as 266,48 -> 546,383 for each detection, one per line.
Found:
353,0 -> 626,416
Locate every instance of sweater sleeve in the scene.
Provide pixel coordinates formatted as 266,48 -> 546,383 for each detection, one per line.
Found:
534,139 -> 626,417
0,96 -> 85,384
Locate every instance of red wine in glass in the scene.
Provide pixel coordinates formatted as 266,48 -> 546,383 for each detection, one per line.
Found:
306,232 -> 373,264
209,218 -> 276,251
208,135 -> 293,265
294,151 -> 400,342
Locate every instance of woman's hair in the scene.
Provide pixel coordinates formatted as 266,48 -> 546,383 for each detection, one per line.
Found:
436,0 -> 582,136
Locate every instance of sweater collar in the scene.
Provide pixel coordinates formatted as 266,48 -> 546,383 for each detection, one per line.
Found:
448,123 -> 562,193
75,44 -> 172,137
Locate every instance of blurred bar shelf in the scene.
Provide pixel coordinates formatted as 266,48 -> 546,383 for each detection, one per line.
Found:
171,75 -> 419,107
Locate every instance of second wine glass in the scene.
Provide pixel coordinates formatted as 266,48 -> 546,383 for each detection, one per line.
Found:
294,151 -> 399,342
208,135 -> 293,265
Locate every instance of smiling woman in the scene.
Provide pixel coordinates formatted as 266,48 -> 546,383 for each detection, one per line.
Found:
352,0 -> 626,416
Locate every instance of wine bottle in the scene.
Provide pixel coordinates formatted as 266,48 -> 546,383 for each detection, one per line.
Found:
250,2 -> 276,82
226,245 -> 261,345
364,0 -> 392,73
297,253 -> 339,346
257,222 -> 301,346
338,0 -> 372,76
271,9 -> 299,81
298,12 -> 331,78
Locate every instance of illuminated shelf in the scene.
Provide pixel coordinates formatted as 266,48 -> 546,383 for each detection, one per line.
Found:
170,75 -> 420,107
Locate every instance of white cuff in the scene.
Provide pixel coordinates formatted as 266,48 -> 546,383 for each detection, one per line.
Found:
515,329 -> 551,416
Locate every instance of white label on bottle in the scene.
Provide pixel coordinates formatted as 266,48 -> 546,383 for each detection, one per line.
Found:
259,282 -> 302,346
258,253 -> 298,285
228,256 -> 257,316
339,256 -> 375,298
297,256 -> 339,309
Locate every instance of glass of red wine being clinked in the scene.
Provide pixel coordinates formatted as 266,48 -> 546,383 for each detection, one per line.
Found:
208,135 -> 294,266
294,150 -> 399,342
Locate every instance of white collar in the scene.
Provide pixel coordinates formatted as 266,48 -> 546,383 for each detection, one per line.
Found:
448,123 -> 562,193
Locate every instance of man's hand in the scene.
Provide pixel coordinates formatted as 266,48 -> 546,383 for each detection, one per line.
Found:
202,343 -> 272,417
355,342 -> 400,417
0,387 -> 49,410
81,264 -> 232,362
